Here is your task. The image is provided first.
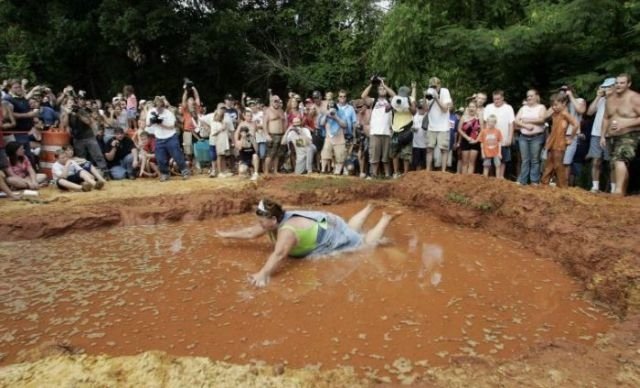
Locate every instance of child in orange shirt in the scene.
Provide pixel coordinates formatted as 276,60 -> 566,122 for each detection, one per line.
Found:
478,114 -> 504,178
541,94 -> 578,188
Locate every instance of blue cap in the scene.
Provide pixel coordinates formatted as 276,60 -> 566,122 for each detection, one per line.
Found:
601,78 -> 615,88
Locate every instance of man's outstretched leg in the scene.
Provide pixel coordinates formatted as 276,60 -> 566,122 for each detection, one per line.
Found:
348,203 -> 374,232
364,211 -> 402,245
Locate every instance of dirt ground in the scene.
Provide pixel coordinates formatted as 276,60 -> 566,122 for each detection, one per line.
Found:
0,172 -> 639,387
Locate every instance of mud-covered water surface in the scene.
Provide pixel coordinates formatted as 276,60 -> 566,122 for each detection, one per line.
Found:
0,203 -> 615,375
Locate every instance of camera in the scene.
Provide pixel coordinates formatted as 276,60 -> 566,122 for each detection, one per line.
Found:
370,74 -> 382,85
559,86 -> 569,92
425,87 -> 437,101
71,105 -> 80,113
240,126 -> 250,134
327,101 -> 338,116
183,77 -> 194,90
149,111 -> 163,125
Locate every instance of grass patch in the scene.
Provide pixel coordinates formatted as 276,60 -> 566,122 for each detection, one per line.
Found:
446,191 -> 471,205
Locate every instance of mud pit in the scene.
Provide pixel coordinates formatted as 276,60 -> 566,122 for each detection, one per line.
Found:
1,173 -> 639,386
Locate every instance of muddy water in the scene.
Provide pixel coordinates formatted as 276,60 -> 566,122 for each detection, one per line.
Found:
0,203 -> 615,373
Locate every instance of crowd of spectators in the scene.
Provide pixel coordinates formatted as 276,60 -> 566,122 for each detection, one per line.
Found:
1,73 -> 639,200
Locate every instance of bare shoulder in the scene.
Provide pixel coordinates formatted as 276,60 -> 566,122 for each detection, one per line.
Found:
630,90 -> 640,104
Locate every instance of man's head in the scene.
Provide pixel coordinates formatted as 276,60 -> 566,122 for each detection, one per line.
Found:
9,80 -> 23,97
255,198 -> 284,230
428,77 -> 442,91
337,90 -> 348,105
114,127 -> 126,141
324,91 -> 334,101
615,73 -> 632,96
270,95 -> 282,108
492,90 -> 505,107
224,93 -> 234,108
312,90 -> 322,103
243,108 -> 253,120
153,96 -> 166,111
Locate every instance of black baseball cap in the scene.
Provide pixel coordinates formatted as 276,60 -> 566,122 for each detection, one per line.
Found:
224,93 -> 234,100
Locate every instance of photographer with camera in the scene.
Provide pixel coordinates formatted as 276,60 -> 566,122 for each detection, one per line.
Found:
390,84 -> 417,178
234,109 -> 260,181
180,79 -> 202,165
146,96 -> 189,181
361,75 -> 395,178
60,96 -> 109,177
423,77 -> 453,172
104,127 -> 138,180
319,98 -> 349,175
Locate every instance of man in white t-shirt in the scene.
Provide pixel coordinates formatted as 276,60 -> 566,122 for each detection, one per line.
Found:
425,77 -> 453,172
361,77 -> 395,178
586,78 -> 614,192
483,90 -> 515,179
146,96 -> 189,181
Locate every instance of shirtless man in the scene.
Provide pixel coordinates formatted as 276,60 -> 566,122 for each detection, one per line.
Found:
263,95 -> 285,174
601,73 -> 640,195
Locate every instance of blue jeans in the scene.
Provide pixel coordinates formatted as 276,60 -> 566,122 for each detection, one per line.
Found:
155,134 -> 187,175
109,153 -> 134,180
518,133 -> 544,184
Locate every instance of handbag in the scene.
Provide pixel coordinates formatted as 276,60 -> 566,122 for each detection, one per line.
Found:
397,125 -> 413,147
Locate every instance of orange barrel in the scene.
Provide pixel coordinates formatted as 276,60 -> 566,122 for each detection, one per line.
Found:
40,130 -> 71,179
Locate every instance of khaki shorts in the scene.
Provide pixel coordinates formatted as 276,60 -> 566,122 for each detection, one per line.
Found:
369,135 -> 390,164
609,131 -> 640,163
321,141 -> 347,164
182,131 -> 193,155
426,130 -> 449,150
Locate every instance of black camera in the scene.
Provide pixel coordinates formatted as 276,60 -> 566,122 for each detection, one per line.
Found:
370,75 -> 382,85
240,126 -> 250,133
149,111 -> 163,125
559,86 -> 569,92
183,77 -> 194,90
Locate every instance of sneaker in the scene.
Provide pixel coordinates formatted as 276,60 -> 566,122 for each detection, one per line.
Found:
95,181 -> 105,190
250,172 -> 259,181
359,173 -> 366,179
392,173 -> 401,179
365,176 -> 373,180
181,169 -> 191,180
81,182 -> 93,192
590,187 -> 600,193
219,171 -> 233,178
159,174 -> 170,182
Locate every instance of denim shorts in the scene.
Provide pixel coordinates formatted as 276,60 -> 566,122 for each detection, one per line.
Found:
586,136 -> 610,161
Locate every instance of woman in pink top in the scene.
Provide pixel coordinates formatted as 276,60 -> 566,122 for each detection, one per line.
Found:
124,85 -> 138,130
515,89 -> 547,185
4,141 -> 47,189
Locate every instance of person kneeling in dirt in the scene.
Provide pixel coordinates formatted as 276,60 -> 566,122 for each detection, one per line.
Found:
216,198 -> 400,287
137,131 -> 160,178
52,149 -> 103,192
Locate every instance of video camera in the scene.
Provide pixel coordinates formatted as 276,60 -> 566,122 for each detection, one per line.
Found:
149,111 -> 163,125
